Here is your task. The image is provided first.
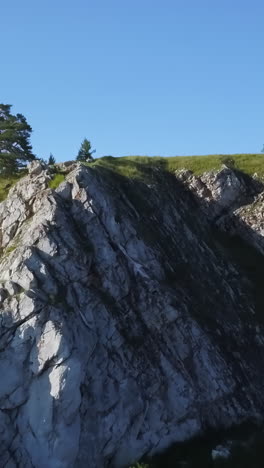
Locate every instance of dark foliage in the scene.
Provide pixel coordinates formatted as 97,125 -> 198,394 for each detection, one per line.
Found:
76,138 -> 95,162
0,104 -> 35,173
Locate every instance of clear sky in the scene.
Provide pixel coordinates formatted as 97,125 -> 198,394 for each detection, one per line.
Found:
1,0 -> 264,161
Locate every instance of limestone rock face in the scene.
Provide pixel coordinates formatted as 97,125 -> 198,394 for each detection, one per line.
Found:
1,165 -> 264,467
28,160 -> 48,176
175,166 -> 261,217
232,192 -> 264,253
54,161 -> 80,174
177,166 -> 264,255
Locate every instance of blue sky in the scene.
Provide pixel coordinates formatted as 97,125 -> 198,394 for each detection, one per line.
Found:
1,0 -> 264,161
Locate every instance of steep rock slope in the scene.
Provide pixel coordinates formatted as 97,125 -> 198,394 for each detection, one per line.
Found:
0,163 -> 264,467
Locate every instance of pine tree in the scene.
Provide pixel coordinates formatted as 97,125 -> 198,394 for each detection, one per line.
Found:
76,138 -> 96,162
48,153 -> 56,165
0,104 -> 35,173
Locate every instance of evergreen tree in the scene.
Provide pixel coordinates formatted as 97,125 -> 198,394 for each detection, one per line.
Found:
76,138 -> 96,162
0,104 -> 35,173
48,153 -> 56,165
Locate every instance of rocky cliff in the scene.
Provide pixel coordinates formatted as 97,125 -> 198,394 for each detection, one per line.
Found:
0,161 -> 264,467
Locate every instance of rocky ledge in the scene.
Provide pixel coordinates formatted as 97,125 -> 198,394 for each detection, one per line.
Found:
0,162 -> 264,467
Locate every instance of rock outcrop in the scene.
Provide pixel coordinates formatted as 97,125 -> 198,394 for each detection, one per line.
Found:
175,166 -> 262,217
1,164 -> 264,467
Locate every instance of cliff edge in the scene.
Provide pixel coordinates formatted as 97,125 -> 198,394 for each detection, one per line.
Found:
0,161 -> 264,467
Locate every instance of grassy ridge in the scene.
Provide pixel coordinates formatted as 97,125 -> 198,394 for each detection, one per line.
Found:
1,154 -> 264,203
91,154 -> 264,179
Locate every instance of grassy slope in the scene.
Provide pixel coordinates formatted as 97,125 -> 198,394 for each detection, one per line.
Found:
48,173 -> 66,189
91,154 -> 264,179
0,171 -> 26,202
0,170 -> 65,202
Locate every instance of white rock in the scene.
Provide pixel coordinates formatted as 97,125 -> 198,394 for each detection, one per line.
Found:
212,444 -> 231,460
0,164 -> 264,467
28,160 -> 47,175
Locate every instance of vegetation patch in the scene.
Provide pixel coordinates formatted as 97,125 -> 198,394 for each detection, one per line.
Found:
48,173 -> 66,189
0,171 -> 27,202
88,153 -> 264,180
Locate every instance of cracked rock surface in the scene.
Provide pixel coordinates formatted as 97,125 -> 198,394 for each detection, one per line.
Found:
1,164 -> 264,467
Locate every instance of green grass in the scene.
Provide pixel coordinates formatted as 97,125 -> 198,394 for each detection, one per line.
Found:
0,171 -> 27,202
0,170 -> 66,202
1,154 -> 264,202
89,154 -> 264,179
48,173 -> 66,189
